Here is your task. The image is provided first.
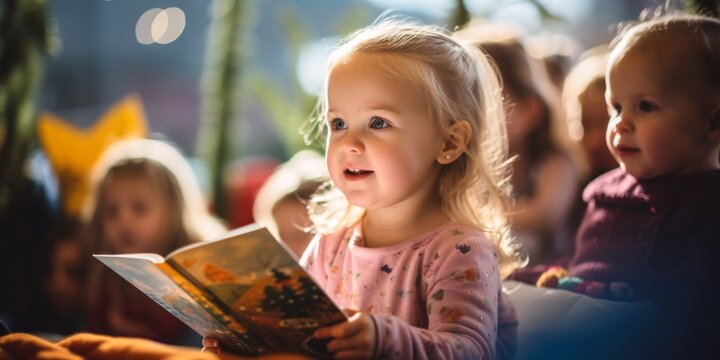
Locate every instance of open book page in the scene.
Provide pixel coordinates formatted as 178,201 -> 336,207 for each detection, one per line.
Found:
93,255 -> 258,355
166,225 -> 346,356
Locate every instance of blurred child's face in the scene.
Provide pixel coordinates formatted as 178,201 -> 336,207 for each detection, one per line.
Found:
325,53 -> 445,210
504,92 -> 543,153
101,174 -> 171,253
579,86 -> 616,174
605,41 -> 718,179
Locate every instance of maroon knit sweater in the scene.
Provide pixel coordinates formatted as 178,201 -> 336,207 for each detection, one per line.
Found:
569,168 -> 720,303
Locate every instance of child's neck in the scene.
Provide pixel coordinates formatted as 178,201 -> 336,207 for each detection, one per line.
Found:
361,199 -> 450,248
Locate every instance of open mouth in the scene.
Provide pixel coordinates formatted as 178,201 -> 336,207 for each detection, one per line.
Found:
343,168 -> 373,180
615,145 -> 640,157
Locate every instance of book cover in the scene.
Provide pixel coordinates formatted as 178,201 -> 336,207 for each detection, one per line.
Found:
94,224 -> 345,357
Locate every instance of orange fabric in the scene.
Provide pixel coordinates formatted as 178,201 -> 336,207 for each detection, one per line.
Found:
57,333 -> 213,360
0,333 -> 81,360
0,333 -> 309,360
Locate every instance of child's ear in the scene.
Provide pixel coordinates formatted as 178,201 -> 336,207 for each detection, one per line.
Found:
437,120 -> 472,164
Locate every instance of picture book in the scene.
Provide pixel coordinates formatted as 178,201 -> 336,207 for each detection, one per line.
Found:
94,224 -> 346,357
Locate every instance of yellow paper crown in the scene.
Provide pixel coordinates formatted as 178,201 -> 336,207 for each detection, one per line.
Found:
37,93 -> 148,217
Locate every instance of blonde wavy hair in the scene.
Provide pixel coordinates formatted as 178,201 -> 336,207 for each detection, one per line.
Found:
302,19 -> 524,277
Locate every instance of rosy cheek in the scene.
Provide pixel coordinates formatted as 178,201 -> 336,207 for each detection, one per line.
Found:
326,153 -> 340,177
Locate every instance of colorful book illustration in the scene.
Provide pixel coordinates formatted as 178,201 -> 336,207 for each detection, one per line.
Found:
94,224 -> 346,357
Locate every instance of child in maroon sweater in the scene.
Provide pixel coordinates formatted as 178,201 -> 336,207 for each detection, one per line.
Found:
523,13 -> 720,359
571,12 -> 720,302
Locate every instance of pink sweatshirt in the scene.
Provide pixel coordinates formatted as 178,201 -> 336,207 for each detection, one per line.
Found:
301,221 -> 518,359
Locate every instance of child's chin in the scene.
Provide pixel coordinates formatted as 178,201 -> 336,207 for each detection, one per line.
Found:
346,197 -> 381,210
623,167 -> 659,180
619,164 -> 638,177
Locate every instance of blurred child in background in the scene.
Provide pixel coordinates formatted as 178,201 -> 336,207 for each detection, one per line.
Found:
562,47 -> 618,236
252,149 -> 328,257
459,23 -> 581,265
525,32 -> 581,92
41,217 -> 87,337
83,138 -> 226,344
563,46 -> 616,181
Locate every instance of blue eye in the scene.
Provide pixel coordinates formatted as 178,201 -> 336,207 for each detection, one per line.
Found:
331,118 -> 347,130
638,100 -> 658,113
370,117 -> 389,129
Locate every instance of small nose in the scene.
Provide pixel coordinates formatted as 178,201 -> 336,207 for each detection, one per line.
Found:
339,130 -> 364,154
611,113 -> 632,133
115,206 -> 134,225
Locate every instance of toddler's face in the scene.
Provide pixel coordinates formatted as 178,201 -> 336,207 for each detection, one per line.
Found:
101,174 -> 171,254
325,53 -> 445,210
605,45 -> 715,179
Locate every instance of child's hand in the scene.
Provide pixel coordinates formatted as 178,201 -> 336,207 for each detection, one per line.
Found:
201,337 -> 222,354
314,309 -> 376,359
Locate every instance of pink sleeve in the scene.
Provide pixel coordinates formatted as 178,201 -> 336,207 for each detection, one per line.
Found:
372,235 -> 503,359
